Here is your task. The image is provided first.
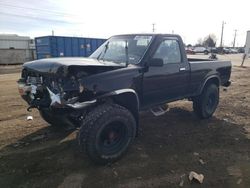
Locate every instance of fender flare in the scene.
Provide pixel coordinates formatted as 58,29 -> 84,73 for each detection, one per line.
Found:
66,89 -> 140,110
198,75 -> 221,94
97,89 -> 140,110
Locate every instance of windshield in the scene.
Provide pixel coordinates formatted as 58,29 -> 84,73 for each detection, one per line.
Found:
90,35 -> 153,64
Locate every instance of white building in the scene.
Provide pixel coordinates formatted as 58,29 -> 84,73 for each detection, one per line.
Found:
0,34 -> 35,64
245,31 -> 250,57
0,34 -> 32,49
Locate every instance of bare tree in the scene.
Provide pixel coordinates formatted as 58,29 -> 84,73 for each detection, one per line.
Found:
203,34 -> 217,47
196,38 -> 203,46
195,34 -> 217,47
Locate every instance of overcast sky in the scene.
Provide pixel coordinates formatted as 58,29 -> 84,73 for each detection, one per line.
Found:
0,0 -> 249,46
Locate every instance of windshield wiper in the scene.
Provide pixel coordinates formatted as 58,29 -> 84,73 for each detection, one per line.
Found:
125,40 -> 129,67
97,42 -> 109,60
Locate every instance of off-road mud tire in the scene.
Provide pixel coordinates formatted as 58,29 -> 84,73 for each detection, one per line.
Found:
78,103 -> 136,164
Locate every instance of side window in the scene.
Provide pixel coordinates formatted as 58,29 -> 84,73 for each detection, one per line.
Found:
153,39 -> 181,64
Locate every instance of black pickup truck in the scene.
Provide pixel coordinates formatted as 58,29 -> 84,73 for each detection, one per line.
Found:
18,34 -> 231,164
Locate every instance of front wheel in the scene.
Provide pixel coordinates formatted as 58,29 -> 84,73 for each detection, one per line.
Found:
78,103 -> 136,164
193,84 -> 219,119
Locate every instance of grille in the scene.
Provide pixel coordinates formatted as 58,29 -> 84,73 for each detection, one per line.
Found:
26,76 -> 43,85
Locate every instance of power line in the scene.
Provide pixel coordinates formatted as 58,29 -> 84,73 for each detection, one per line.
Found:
220,21 -> 226,47
0,11 -> 84,24
0,2 -> 77,17
233,29 -> 237,48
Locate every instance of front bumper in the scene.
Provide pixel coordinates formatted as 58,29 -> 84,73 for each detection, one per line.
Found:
17,79 -> 96,110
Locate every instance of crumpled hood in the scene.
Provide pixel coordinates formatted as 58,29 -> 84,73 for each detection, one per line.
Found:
23,57 -> 125,75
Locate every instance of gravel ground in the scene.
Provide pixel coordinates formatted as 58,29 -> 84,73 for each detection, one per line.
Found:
0,54 -> 249,188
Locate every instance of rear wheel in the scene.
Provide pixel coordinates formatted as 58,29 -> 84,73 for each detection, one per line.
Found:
193,84 -> 219,119
78,103 -> 136,164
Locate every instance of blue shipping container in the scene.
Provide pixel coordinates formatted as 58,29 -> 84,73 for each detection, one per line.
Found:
35,36 -> 106,59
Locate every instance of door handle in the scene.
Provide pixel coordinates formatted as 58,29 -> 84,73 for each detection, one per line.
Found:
179,67 -> 186,71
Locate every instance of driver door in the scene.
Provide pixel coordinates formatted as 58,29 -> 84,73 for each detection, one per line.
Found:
143,38 -> 190,107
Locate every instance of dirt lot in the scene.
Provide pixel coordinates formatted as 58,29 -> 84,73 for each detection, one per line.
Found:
0,55 -> 250,188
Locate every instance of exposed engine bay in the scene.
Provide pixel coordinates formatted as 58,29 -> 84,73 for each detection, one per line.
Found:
19,70 -> 86,110
18,61 -> 122,111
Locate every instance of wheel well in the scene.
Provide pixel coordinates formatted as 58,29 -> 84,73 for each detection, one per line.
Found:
193,77 -> 220,103
200,77 -> 219,94
109,92 -> 139,134
111,93 -> 139,121
204,77 -> 219,88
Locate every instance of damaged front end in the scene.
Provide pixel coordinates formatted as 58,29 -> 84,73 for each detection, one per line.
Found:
17,57 -> 129,127
17,67 -> 97,113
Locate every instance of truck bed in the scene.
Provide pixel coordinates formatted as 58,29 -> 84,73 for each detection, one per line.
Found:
188,60 -> 231,95
188,58 -> 213,62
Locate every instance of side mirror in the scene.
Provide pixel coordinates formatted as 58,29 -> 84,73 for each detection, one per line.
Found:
148,58 -> 164,67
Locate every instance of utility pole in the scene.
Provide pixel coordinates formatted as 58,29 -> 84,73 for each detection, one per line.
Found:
152,23 -> 155,33
220,21 -> 226,47
52,30 -> 54,36
233,29 -> 237,48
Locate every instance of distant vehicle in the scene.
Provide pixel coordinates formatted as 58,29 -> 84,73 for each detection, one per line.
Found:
216,47 -> 237,54
185,47 -> 195,54
210,47 -> 218,54
238,48 -> 245,53
229,48 -> 238,54
193,47 -> 209,55
223,48 -> 230,54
